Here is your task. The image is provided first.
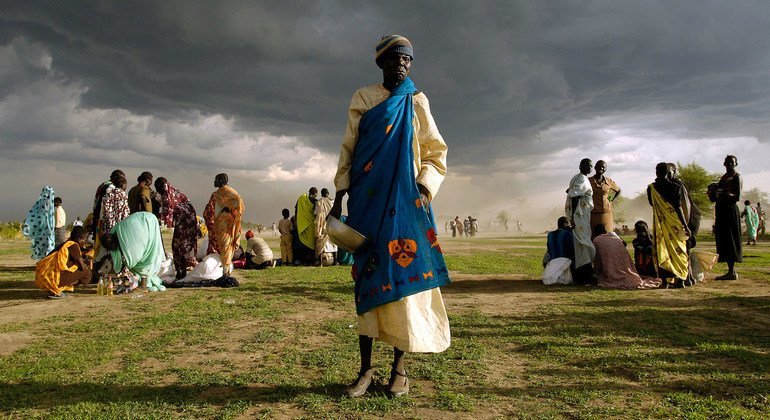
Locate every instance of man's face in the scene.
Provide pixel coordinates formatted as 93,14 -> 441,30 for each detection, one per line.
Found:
579,160 -> 593,175
724,156 -> 737,171
382,52 -> 411,84
594,161 -> 606,176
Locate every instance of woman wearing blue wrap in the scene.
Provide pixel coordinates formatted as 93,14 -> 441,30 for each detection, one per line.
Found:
330,35 -> 450,398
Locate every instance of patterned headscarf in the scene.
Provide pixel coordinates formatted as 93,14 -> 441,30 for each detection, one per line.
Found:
158,182 -> 188,228
375,34 -> 413,67
22,186 -> 56,259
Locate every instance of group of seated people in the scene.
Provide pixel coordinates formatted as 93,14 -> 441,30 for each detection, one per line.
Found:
35,210 -> 354,298
543,217 -> 711,289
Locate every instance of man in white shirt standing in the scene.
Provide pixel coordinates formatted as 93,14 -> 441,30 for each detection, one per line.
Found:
54,197 -> 67,247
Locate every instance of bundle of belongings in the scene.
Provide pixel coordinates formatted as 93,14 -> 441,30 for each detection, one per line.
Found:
165,254 -> 239,288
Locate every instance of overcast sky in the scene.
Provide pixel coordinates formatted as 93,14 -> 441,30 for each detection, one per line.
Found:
2,1 -> 770,230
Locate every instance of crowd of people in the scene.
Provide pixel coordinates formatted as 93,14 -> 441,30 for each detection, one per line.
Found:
544,155 -> 755,289
22,171 -> 360,298
446,216 -> 478,237
19,35 -> 450,398
16,31 -> 763,401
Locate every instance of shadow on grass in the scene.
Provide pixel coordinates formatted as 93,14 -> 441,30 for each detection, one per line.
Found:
0,381 -> 349,411
0,266 -> 35,273
448,294 -> 770,391
262,284 -> 353,303
443,278 -> 596,294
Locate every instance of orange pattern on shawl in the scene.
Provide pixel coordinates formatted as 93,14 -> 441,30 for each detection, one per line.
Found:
203,185 -> 244,266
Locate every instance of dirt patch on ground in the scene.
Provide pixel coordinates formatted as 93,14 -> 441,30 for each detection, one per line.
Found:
0,331 -> 34,356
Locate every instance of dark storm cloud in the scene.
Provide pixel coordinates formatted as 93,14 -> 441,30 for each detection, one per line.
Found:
4,0 -> 770,227
3,0 -> 770,170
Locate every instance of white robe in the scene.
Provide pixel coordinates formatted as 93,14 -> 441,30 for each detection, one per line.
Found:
566,173 -> 596,268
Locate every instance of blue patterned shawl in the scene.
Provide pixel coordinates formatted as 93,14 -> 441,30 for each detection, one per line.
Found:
346,77 -> 449,314
22,186 -> 56,260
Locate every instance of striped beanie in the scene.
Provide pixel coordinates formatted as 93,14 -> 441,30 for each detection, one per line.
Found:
375,34 -> 413,67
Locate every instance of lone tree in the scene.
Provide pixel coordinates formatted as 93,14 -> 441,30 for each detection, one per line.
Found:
677,162 -> 719,212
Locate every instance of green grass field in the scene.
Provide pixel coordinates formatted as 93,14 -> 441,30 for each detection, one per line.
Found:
1,233 -> 768,418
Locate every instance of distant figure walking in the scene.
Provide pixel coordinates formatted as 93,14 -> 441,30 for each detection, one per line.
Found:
742,200 -> 759,246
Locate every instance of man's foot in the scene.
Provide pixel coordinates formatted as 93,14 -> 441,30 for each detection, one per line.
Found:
660,281 -> 671,289
387,367 -> 409,397
673,279 -> 686,289
345,368 -> 374,398
683,279 -> 694,287
715,273 -> 738,281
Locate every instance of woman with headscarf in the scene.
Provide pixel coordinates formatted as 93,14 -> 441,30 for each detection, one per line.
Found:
91,170 -> 125,239
710,155 -> 743,280
330,34 -> 450,398
648,162 -> 691,288
592,224 -> 660,289
35,226 -> 91,298
203,173 -> 244,276
97,175 -> 130,255
155,177 -> 199,279
22,186 -> 57,260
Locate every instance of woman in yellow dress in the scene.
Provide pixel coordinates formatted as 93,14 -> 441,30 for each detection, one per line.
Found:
35,226 -> 91,298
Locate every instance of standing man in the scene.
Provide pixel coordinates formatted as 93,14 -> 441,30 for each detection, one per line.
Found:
330,34 -> 450,398
314,188 -> 336,263
54,197 -> 67,247
203,173 -> 244,277
128,172 -> 154,214
566,158 -> 596,284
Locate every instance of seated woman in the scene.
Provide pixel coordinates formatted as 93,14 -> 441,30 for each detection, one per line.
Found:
99,212 -> 166,292
592,224 -> 660,289
35,226 -> 91,298
542,217 -> 575,285
632,221 -> 657,278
